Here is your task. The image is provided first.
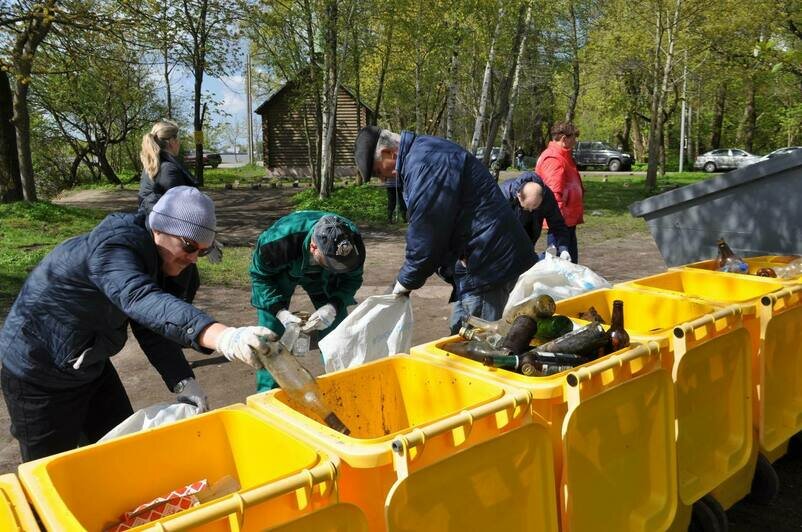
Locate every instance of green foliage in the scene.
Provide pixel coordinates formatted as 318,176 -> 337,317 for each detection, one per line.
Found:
292,184 -> 389,224
197,246 -> 253,288
0,202 -> 104,316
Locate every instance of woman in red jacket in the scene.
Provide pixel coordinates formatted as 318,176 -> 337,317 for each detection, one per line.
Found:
535,122 -> 583,263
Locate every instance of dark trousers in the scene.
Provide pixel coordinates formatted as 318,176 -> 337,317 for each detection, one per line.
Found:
547,225 -> 579,264
2,362 -> 134,462
386,186 -> 407,222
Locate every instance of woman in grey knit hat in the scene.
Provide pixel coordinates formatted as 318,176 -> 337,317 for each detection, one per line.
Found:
0,187 -> 279,463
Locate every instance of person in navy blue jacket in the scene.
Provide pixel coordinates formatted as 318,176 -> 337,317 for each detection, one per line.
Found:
499,171 -> 573,261
0,187 -> 278,462
354,126 -> 536,334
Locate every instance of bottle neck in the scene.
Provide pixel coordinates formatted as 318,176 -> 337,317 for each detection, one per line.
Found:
610,302 -> 625,331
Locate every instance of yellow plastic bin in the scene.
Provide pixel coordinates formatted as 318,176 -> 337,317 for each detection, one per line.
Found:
555,288 -> 751,515
683,255 -> 802,284
18,404 -> 366,531
0,474 -> 39,531
411,336 -> 678,532
247,354 -> 559,532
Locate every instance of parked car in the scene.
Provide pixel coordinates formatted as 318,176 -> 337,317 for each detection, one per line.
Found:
693,148 -> 760,173
475,146 -> 501,164
572,141 -> 633,172
183,151 -> 222,169
759,146 -> 802,162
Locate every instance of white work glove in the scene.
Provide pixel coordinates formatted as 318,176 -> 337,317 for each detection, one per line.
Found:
559,250 -> 572,262
391,280 -> 411,297
206,239 -> 224,264
174,377 -> 209,412
276,309 -> 302,328
216,326 -> 278,368
302,303 -> 337,333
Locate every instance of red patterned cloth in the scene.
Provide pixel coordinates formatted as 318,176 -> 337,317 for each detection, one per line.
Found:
106,479 -> 208,531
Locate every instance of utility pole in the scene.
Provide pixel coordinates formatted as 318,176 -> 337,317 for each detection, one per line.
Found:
246,52 -> 254,165
678,51 -> 688,172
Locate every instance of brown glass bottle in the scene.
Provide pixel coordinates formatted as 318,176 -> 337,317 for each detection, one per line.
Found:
716,238 -> 748,273
607,300 -> 630,352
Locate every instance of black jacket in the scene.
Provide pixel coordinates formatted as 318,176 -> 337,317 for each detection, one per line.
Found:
0,212 -> 216,390
498,172 -> 571,254
138,152 -> 198,214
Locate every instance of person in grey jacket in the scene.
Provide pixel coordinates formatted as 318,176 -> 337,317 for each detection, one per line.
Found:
0,187 -> 277,462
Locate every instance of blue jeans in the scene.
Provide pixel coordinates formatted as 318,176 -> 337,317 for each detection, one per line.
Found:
548,226 -> 578,264
449,280 -> 517,335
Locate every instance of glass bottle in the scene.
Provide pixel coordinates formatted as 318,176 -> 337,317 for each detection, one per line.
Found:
254,339 -> 350,435
443,340 -> 511,361
607,300 -> 630,352
534,315 -> 575,340
481,354 -> 521,370
755,268 -> 777,278
500,315 -> 538,354
535,322 -> 610,359
716,239 -> 748,273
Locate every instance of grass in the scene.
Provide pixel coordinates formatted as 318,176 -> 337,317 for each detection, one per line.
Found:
0,202 -> 105,316
64,164 -> 268,193
292,184 -> 389,225
196,246 -> 253,289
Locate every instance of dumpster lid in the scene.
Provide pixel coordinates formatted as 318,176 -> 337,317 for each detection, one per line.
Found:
629,151 -> 802,217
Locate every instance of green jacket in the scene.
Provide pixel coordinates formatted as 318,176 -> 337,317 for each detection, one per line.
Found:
250,211 -> 364,327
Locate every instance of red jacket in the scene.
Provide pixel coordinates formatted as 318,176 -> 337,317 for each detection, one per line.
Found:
535,141 -> 584,227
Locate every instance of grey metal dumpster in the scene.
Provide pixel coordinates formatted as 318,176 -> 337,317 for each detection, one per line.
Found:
629,151 -> 802,267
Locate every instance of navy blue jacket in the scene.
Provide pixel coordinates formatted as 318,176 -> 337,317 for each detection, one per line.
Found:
0,213 -> 215,390
396,131 -> 536,297
138,152 -> 198,214
499,172 -> 571,254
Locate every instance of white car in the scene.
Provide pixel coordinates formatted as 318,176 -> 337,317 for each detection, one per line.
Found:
759,146 -> 802,162
693,148 -> 761,173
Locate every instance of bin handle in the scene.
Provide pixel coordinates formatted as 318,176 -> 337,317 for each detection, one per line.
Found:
390,388 -> 531,479
564,341 -> 661,409
671,305 -> 742,382
142,460 -> 338,531
760,284 -> 802,312
672,304 -> 742,343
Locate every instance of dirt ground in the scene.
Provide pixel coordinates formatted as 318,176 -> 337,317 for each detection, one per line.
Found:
1,181 -> 800,530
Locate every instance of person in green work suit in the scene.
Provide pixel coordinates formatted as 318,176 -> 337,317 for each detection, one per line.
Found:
250,211 -> 366,391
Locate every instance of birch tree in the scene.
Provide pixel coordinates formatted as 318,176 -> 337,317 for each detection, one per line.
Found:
470,3 -> 504,155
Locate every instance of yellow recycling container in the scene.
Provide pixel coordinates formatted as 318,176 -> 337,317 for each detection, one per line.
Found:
684,255 -> 802,284
247,354 -> 559,532
411,337 -> 678,532
18,404 -> 363,531
555,288 -> 752,511
0,473 -> 39,531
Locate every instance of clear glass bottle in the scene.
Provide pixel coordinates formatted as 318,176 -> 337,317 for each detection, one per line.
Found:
254,340 -> 350,435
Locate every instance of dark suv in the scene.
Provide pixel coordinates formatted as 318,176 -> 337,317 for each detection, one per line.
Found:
573,141 -> 633,172
183,151 -> 222,169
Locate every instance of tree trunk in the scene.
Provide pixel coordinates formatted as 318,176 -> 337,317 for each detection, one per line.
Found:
497,2 -> 531,170
164,45 -> 173,119
96,145 -> 121,185
565,0 -> 580,123
737,77 -> 756,152
710,82 -> 726,149
319,0 -> 339,198
631,113 -> 645,161
302,0 -> 321,187
616,114 -> 632,152
445,44 -> 459,140
470,4 -> 505,154
0,70 -> 22,202
371,17 -> 395,127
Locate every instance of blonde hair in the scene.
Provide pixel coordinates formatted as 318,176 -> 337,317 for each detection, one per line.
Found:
140,120 -> 179,179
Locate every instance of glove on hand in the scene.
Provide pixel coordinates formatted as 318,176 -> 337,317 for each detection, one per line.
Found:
276,309 -> 302,328
206,239 -> 224,264
302,303 -> 337,333
391,280 -> 411,297
174,377 -> 209,412
559,250 -> 572,262
216,326 -> 278,368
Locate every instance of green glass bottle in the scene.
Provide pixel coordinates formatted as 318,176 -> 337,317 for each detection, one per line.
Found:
534,315 -> 574,340
481,354 -> 521,370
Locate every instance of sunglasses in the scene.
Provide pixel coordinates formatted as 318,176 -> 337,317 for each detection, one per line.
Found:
178,236 -> 212,256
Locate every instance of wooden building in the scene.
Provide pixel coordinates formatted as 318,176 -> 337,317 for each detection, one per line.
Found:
255,78 -> 373,178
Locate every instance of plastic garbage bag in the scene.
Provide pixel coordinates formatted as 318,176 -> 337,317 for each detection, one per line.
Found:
99,402 -> 201,442
319,294 -> 413,373
503,253 -> 611,317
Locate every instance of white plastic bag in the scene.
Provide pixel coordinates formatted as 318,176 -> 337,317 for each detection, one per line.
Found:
319,294 -> 413,373
503,253 -> 611,316
99,402 -> 200,442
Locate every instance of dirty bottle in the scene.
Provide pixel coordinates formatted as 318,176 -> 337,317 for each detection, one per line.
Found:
535,322 -> 609,359
607,300 -> 630,353
500,315 -> 538,354
716,239 -> 748,273
444,340 -> 511,361
254,339 -> 350,435
518,353 -> 575,377
481,354 -> 521,370
534,315 -> 574,340
459,324 -> 505,348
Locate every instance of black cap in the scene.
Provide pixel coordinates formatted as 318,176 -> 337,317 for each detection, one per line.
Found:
312,215 -> 366,273
354,126 -> 382,182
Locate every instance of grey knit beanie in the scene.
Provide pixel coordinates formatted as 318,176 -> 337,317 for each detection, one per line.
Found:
148,186 -> 216,246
